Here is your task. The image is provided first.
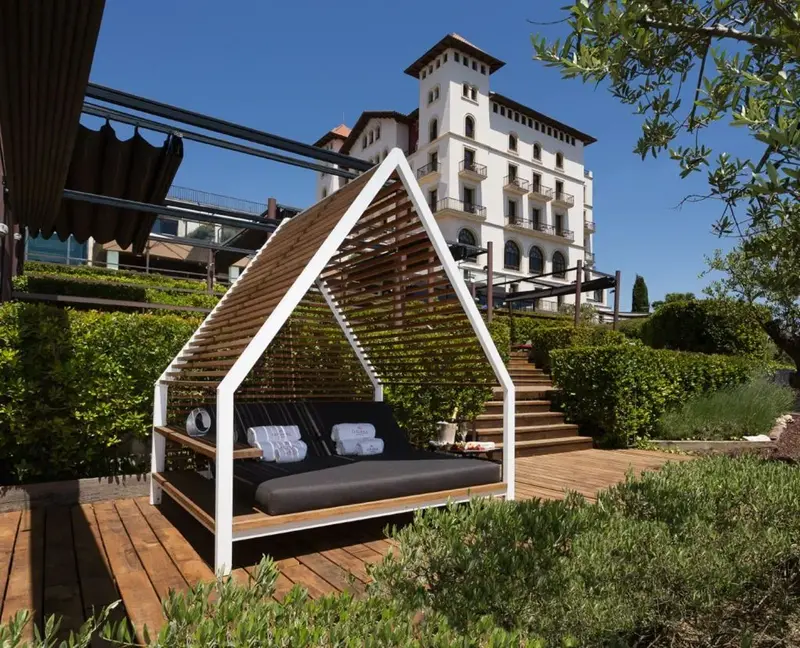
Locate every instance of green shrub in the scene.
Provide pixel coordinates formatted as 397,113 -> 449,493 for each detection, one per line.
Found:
617,317 -> 647,341
0,559 -> 532,648
22,261 -> 227,294
0,303 -> 199,484
13,274 -> 219,310
550,344 -> 757,446
374,456 -> 800,646
487,317 -> 511,363
528,324 -> 627,371
656,379 -> 795,440
642,298 -> 770,357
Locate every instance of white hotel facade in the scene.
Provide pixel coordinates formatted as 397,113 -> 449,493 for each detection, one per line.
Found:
315,34 -> 603,311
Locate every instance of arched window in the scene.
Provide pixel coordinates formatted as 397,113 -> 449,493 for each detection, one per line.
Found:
529,246 -> 544,274
429,118 -> 438,142
533,143 -> 541,161
508,133 -> 518,152
458,228 -> 478,262
464,115 -> 475,139
555,151 -> 564,168
504,240 -> 521,270
552,251 -> 567,278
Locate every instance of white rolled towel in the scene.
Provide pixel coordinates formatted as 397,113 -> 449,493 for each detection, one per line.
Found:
331,423 -> 375,442
335,439 -> 361,456
246,425 -> 301,446
259,440 -> 307,462
356,438 -> 384,456
275,441 -> 308,463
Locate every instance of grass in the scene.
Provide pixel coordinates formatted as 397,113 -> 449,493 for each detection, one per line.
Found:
656,379 -> 796,441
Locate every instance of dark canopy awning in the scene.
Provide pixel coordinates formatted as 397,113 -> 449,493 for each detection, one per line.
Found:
50,123 -> 184,253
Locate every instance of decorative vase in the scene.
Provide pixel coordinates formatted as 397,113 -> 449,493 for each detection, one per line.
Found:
436,421 -> 457,445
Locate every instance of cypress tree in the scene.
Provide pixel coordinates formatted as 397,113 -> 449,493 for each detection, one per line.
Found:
632,275 -> 650,313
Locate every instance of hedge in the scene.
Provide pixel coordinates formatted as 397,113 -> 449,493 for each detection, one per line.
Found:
375,456 -> 800,646
528,324 -> 628,371
549,344 -> 757,446
22,261 -> 227,294
0,303 -> 199,484
642,298 -> 770,357
13,274 -> 220,310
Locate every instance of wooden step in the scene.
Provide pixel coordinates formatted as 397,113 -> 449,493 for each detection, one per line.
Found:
493,436 -> 593,458
475,423 -> 579,442
508,368 -> 547,377
491,386 -> 555,401
482,399 -> 552,414
474,411 -> 565,430
511,378 -> 552,386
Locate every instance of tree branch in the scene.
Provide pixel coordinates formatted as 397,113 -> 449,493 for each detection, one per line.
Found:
762,0 -> 800,31
688,38 -> 711,131
639,18 -> 783,47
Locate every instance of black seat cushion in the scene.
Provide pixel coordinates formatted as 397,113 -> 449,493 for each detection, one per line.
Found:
253,452 -> 501,515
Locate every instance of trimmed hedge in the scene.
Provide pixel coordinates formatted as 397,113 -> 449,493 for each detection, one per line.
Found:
642,298 -> 770,357
13,274 -> 220,310
528,324 -> 628,370
549,344 -> 757,446
0,303 -> 199,484
375,456 -> 800,646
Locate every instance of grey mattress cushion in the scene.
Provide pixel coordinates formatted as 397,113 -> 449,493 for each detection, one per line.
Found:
253,452 -> 501,515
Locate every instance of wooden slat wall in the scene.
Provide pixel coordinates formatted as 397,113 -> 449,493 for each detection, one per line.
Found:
164,168 -> 495,418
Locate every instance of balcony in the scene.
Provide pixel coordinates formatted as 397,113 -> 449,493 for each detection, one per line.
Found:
552,190 -> 575,208
585,251 -> 595,266
503,175 -> 530,195
584,219 -> 596,233
528,183 -> 554,202
435,197 -> 487,222
458,159 -> 487,182
504,217 -> 574,241
416,161 -> 440,185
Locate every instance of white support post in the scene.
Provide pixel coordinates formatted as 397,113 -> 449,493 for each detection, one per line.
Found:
315,279 -> 382,398
502,385 -> 516,500
214,386 -> 235,576
150,383 -> 168,505
373,384 -> 384,402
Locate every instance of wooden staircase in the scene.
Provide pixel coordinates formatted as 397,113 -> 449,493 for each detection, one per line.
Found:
473,349 -> 593,457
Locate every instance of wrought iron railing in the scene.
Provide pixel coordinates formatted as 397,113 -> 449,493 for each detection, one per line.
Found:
459,159 -> 488,178
585,220 -> 596,232
530,183 -> 554,199
168,185 -> 267,215
504,217 -> 574,241
553,190 -> 575,206
416,161 -> 440,178
504,175 -> 530,192
435,197 -> 487,217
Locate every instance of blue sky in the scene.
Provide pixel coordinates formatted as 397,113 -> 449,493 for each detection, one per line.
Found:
88,1 -> 755,309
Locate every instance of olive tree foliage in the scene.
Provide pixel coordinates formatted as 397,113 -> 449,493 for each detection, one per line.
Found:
532,0 -> 800,374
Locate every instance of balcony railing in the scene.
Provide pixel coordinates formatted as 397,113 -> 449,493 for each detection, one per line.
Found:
504,175 -> 530,192
505,217 -> 575,240
585,252 -> 595,265
435,197 -> 487,218
585,220 -> 596,232
553,190 -> 575,207
458,159 -> 488,178
416,161 -> 440,179
529,183 -> 554,200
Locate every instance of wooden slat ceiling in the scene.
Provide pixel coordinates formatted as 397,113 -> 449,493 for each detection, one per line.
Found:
165,166 -> 495,410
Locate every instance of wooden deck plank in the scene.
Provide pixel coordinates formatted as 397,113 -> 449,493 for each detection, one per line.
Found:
93,501 -> 164,643
296,551 -> 366,597
281,563 -> 337,599
271,573 -> 296,601
1,508 -> 45,642
0,510 -> 21,621
43,507 -> 85,639
133,498 -> 215,587
319,548 -> 372,585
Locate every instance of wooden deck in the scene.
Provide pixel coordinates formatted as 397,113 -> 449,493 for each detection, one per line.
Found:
0,449 -> 688,642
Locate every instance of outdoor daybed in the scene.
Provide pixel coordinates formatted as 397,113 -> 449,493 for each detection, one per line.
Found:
151,151 -> 515,574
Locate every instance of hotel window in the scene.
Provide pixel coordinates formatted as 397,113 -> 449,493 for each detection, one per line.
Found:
434,85 -> 440,100
464,147 -> 476,168
464,115 -> 475,139
571,136 -> 576,145
462,83 -> 469,97
422,70 -> 427,79
507,198 -> 518,222
535,122 -> 540,131
458,228 -> 478,262
514,112 -> 520,123
529,245 -> 544,274
492,103 -> 498,113
508,133 -> 518,152
368,130 -> 374,145
556,152 -> 564,169
375,124 -> 381,139
508,164 -> 518,181
472,60 -> 477,70
553,251 -> 567,278
463,186 -> 475,209
500,106 -> 506,117
470,86 -> 477,101
428,188 -> 438,211
463,57 -> 469,67
443,53 -> 448,62
321,188 -> 328,199
504,240 -> 521,270
481,64 -> 486,74
362,135 -> 367,148
547,126 -> 552,136
428,90 -> 434,104
429,118 -> 438,142
532,172 -> 542,191
531,207 -> 541,227
533,143 -> 542,161
454,52 -> 460,62
436,59 -> 440,68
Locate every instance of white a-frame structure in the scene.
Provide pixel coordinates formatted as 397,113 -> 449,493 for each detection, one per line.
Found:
152,149 -> 515,574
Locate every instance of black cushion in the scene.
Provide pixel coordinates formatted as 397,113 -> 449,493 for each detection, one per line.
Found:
253,452 -> 501,515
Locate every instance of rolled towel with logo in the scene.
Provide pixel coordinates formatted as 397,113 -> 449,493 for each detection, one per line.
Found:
356,438 -> 384,456
331,423 -> 375,442
246,425 -> 301,446
275,441 -> 308,463
335,439 -> 361,455
259,440 -> 307,462
186,408 -> 213,438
